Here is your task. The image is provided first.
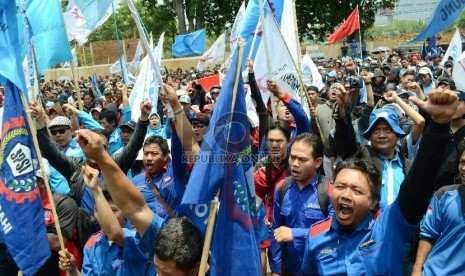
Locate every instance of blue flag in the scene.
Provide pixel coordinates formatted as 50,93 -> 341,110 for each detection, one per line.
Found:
0,0 -> 27,93
410,0 -> 465,43
25,0 -> 73,73
92,73 -> 102,98
172,28 -> 206,57
421,36 -> 438,59
74,0 -> 113,30
236,0 -> 283,70
181,47 -> 261,275
0,80 -> 50,275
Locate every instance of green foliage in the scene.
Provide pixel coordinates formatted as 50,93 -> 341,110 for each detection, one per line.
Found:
456,10 -> 465,28
89,1 -> 177,50
295,0 -> 398,42
365,20 -> 426,39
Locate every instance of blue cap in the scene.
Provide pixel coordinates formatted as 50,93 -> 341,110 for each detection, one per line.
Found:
327,71 -> 337,78
456,90 -> 465,101
119,120 -> 136,130
363,108 -> 405,139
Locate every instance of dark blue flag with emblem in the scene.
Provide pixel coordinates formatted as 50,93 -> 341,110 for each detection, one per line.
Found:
0,1 -> 50,274
181,43 -> 261,275
0,80 -> 50,275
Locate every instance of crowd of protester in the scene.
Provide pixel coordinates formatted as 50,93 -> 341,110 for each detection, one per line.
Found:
0,46 -> 464,276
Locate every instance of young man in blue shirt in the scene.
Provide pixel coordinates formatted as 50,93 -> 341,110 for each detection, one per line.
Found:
270,133 -> 332,276
301,89 -> 458,275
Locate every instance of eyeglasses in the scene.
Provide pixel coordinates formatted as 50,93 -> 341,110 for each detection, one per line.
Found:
50,128 -> 69,136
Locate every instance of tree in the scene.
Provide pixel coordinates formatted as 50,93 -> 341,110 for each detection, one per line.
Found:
89,1 -> 177,49
456,10 -> 465,29
295,0 -> 398,41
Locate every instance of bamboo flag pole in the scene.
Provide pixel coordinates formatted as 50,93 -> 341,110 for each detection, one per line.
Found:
125,0 -> 175,118
21,95 -> 67,255
259,0 -> 278,121
290,0 -> 306,105
198,38 -> 246,276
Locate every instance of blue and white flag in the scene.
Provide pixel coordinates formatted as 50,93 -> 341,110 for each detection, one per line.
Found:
410,0 -> 465,43
441,28 -> 462,66
172,28 -> 206,57
63,47 -> 78,68
0,1 -> 27,93
128,41 -> 144,74
25,0 -> 73,73
74,0 -> 113,30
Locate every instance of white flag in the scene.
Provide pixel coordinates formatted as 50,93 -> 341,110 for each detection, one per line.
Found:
453,51 -> 465,92
301,54 -> 325,91
63,6 -> 92,46
441,28 -> 462,67
197,33 -> 226,71
229,1 -> 246,50
253,13 -> 309,118
129,33 -> 164,122
280,0 -> 298,65
128,41 -> 144,74
109,59 -> 122,74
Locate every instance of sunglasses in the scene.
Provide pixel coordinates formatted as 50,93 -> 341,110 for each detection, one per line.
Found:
50,128 -> 70,136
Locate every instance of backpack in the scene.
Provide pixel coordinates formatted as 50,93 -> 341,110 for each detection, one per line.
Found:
53,194 -> 96,255
278,175 -> 332,217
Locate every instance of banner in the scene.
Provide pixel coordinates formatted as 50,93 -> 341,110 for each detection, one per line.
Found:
410,0 -> 465,43
301,54 -> 325,91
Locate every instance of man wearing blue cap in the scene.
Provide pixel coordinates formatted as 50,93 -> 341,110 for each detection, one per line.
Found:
334,91 -> 411,207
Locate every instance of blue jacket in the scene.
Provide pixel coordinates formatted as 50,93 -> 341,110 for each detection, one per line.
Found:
420,184 -> 465,275
82,228 -> 148,276
302,200 -> 416,276
270,174 -> 333,275
131,128 -> 187,220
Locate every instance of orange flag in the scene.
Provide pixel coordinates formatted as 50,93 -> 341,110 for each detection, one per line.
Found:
327,6 -> 360,44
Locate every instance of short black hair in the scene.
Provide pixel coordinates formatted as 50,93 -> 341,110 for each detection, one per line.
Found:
306,86 -> 319,93
98,109 -> 118,128
266,121 -> 291,141
154,217 -> 204,272
334,158 -> 382,201
293,133 -> 323,159
144,135 -> 170,157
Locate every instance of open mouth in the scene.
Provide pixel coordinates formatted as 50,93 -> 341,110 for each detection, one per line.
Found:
337,203 -> 353,220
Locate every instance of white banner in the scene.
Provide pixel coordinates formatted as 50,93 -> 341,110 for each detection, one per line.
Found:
301,54 -> 325,91
229,1 -> 246,50
453,51 -> 465,92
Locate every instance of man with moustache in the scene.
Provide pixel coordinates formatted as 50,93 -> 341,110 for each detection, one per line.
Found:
301,89 -> 457,275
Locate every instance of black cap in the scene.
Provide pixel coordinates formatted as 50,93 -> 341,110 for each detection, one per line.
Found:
444,60 -> 454,68
437,76 -> 456,90
119,120 -> 136,130
58,94 -> 68,103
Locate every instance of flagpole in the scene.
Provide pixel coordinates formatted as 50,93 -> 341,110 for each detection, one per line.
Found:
198,38 -> 246,276
21,95 -> 68,257
125,0 -> 175,118
267,10 -> 325,142
357,4 -> 363,59
291,0 -> 306,105
259,0 -> 278,121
